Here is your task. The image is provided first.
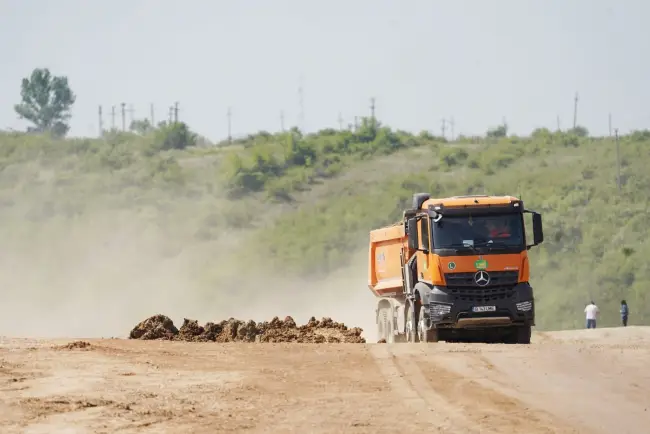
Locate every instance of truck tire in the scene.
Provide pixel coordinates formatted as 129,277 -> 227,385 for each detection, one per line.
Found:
515,325 -> 532,344
405,300 -> 419,343
378,306 -> 395,343
386,316 -> 395,343
418,305 -> 439,343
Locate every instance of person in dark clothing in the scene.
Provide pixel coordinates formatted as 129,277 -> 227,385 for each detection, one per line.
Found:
620,300 -> 629,327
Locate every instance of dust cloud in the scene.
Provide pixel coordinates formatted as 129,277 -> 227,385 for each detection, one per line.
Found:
0,166 -> 377,341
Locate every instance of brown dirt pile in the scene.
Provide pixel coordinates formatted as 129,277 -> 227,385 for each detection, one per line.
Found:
53,341 -> 93,350
129,315 -> 366,343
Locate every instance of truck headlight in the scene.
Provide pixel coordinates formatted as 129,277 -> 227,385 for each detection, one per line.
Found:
516,301 -> 533,312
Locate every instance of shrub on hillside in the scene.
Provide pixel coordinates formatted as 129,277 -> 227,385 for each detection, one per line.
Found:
153,122 -> 196,151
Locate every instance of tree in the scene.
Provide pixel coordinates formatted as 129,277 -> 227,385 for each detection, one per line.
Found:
14,68 -> 76,137
153,122 -> 197,150
130,119 -> 153,135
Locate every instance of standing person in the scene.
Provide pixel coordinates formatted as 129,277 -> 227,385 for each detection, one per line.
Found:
584,301 -> 599,329
620,300 -> 629,327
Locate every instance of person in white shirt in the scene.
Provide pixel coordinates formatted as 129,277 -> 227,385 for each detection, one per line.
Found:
584,301 -> 599,329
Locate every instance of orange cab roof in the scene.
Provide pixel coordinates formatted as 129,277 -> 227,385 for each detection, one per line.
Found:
421,195 -> 520,209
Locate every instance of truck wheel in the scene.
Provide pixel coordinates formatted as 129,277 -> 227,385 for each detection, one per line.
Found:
418,305 -> 439,343
515,325 -> 531,344
386,316 -> 395,343
377,314 -> 386,342
377,307 -> 394,343
405,301 -> 419,343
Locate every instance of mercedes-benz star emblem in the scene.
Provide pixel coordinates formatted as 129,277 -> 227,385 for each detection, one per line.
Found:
474,270 -> 490,287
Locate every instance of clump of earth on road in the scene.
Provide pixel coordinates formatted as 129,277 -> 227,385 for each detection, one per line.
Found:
129,315 -> 366,343
53,341 -> 93,350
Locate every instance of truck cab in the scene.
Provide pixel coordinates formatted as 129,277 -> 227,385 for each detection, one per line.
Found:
369,193 -> 544,344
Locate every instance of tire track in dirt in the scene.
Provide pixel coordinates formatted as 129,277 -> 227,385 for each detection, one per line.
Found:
419,350 -> 580,434
369,345 -> 478,433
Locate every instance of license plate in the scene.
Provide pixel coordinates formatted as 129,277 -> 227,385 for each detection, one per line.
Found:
472,306 -> 496,313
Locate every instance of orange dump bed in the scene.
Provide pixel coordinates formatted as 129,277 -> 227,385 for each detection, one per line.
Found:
368,223 -> 407,298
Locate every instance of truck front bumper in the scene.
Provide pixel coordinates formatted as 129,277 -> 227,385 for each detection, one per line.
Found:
426,283 -> 535,329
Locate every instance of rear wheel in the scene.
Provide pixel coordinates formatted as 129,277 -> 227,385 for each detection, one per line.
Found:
377,306 -> 395,343
417,305 -> 439,343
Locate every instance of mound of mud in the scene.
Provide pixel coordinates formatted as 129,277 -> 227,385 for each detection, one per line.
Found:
129,314 -> 179,340
129,315 -> 365,343
53,341 -> 92,350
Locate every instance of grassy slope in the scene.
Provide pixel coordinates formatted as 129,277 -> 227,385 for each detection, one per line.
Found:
1,126 -> 649,333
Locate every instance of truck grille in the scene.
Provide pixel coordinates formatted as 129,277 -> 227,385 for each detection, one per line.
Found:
444,271 -> 519,288
444,271 -> 519,303
447,286 -> 514,303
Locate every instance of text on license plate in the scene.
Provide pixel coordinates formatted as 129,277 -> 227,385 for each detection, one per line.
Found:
472,306 -> 496,312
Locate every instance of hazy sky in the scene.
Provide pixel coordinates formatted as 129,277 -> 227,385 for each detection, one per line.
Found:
1,0 -> 648,140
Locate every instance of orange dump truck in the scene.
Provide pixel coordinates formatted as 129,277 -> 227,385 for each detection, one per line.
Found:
369,193 -> 544,344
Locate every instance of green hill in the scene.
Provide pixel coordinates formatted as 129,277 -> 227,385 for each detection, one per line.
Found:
1,122 -> 649,336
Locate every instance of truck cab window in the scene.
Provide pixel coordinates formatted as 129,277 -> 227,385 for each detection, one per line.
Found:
432,214 -> 524,250
419,218 -> 430,251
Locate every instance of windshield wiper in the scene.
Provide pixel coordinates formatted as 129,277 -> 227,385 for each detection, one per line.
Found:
474,240 -> 515,250
440,243 -> 478,253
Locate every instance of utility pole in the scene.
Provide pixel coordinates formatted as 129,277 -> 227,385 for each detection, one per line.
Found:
449,116 -> 455,141
556,115 -> 561,132
338,112 -> 344,130
173,102 -> 179,123
615,128 -> 621,192
150,103 -> 155,127
441,118 -> 447,138
98,105 -> 103,136
120,102 -> 126,131
280,110 -> 285,132
370,97 -> 376,122
573,92 -> 579,129
127,104 -> 135,128
608,113 -> 612,137
298,77 -> 305,131
111,106 -> 116,130
354,116 -> 359,132
227,107 -> 232,144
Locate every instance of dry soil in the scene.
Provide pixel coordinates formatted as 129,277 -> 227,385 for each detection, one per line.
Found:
1,326 -> 649,433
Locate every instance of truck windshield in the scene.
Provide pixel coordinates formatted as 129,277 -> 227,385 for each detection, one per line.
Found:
431,214 -> 524,250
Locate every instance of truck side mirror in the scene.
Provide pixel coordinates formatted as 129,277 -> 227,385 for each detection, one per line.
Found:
532,213 -> 544,246
407,218 -> 418,250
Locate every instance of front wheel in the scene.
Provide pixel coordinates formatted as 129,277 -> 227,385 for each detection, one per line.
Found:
418,305 -> 439,343
515,325 -> 531,344
405,301 -> 419,343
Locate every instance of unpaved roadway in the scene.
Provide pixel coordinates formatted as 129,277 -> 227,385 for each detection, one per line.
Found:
1,327 -> 649,433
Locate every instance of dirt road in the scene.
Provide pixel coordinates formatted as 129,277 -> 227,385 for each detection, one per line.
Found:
1,326 -> 649,433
